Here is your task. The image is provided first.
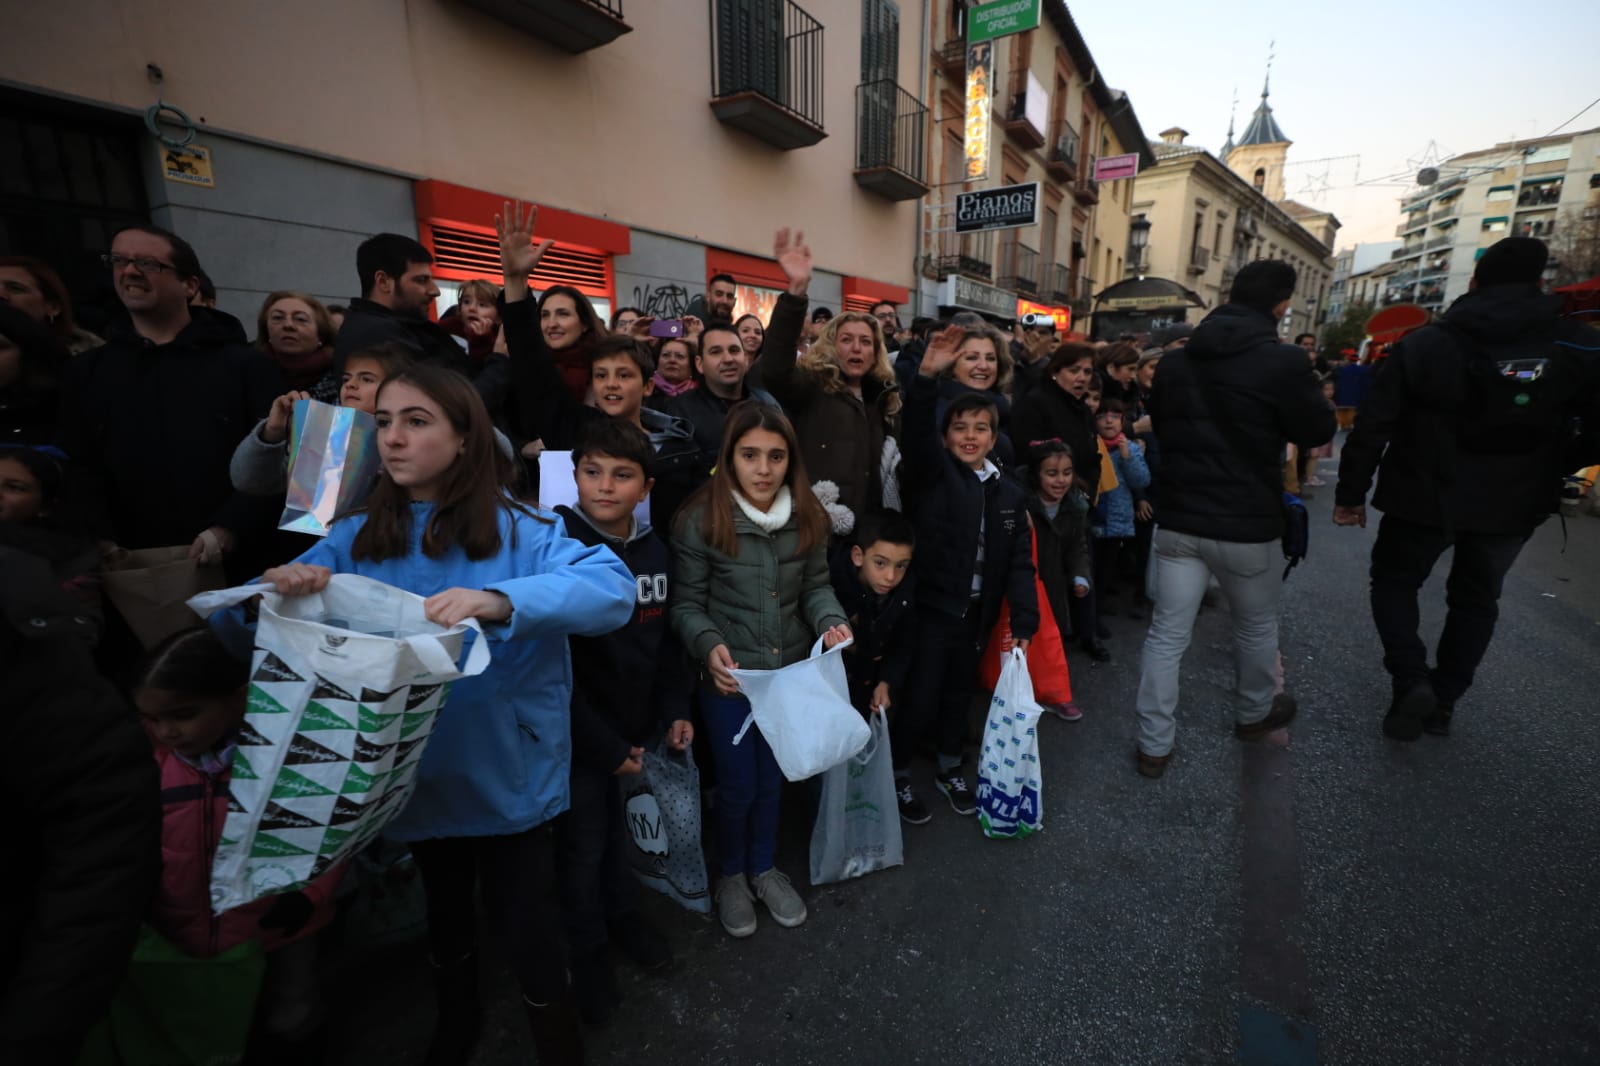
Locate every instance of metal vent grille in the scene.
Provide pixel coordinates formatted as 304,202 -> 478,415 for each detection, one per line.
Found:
427,223 -> 609,291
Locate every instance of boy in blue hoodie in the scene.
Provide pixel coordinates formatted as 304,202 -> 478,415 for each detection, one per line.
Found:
895,325 -> 1039,824
554,418 -> 695,1027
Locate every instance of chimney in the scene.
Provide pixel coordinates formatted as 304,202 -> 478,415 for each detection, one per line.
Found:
1160,127 -> 1189,145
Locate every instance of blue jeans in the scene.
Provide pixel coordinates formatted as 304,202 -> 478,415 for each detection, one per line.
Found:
701,688 -> 782,879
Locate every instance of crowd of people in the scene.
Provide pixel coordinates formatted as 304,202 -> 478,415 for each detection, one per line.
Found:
3,210 -> 1597,1065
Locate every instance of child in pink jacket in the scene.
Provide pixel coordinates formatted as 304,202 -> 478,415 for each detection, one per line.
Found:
133,626 -> 344,1042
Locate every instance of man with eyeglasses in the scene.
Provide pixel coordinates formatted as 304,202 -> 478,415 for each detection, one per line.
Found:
870,300 -> 903,354
60,225 -> 283,582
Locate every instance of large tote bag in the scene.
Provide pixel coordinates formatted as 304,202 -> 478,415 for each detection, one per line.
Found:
101,545 -> 226,650
727,637 -> 870,781
623,740 -> 712,915
976,649 -> 1045,840
188,574 -> 491,911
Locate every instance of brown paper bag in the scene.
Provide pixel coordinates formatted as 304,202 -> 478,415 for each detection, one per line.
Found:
101,546 -> 226,650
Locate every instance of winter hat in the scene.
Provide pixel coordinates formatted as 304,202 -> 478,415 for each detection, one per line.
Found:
1154,322 -> 1194,347
1136,347 -> 1164,367
1474,237 -> 1548,287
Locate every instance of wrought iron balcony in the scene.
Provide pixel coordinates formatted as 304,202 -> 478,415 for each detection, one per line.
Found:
933,39 -> 966,78
922,202 -> 994,281
1049,262 -> 1072,304
1000,69 -> 1045,149
708,0 -> 825,150
998,242 -> 1039,297
1188,245 -> 1211,274
1045,124 -> 1080,182
457,0 -> 631,53
853,80 -> 929,201
1073,162 -> 1099,205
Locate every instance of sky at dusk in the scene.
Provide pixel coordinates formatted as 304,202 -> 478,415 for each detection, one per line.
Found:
1066,0 -> 1600,252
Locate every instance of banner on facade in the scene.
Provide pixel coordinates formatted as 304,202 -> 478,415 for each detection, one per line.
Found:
1094,153 -> 1141,183
955,182 -> 1039,234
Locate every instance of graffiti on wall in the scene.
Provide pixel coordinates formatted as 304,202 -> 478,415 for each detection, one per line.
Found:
632,283 -> 689,319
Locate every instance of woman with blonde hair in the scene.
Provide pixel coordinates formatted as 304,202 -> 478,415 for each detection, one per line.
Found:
757,229 -> 900,527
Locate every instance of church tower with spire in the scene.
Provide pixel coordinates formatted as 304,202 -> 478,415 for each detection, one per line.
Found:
1226,70 -> 1291,203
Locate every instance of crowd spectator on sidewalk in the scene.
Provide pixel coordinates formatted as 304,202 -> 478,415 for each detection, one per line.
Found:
0,255 -> 103,354
439,278 -> 503,365
666,323 -> 778,456
255,290 -> 338,399
1334,237 -> 1600,740
1133,259 -> 1333,779
0,304 -> 71,445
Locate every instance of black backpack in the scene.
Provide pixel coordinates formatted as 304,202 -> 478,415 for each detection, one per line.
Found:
1449,326 -> 1580,456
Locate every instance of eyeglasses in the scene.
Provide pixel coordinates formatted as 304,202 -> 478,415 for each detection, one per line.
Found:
101,254 -> 177,275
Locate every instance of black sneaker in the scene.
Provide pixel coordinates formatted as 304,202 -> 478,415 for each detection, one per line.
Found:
1081,639 -> 1112,663
608,911 -> 673,974
570,948 -> 616,1028
896,778 -> 932,825
934,768 -> 977,816
1383,682 -> 1435,742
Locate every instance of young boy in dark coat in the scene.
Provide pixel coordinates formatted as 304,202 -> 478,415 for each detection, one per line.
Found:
828,510 -> 917,722
894,325 -> 1039,826
553,419 -> 696,1026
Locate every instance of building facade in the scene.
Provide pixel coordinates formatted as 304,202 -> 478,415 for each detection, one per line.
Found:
1382,127 -> 1600,313
1129,101 -> 1338,341
916,0 -> 1153,335
0,0 -> 936,329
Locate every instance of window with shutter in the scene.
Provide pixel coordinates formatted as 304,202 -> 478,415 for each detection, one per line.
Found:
860,0 -> 900,82
718,0 -> 785,104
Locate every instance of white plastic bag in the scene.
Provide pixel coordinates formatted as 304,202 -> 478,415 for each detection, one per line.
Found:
976,648 -> 1045,840
187,574 -> 491,911
727,636 -> 870,781
623,740 -> 711,915
810,711 -> 904,885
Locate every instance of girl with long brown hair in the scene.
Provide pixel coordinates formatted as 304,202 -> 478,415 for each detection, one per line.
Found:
237,363 -> 636,1063
670,402 -> 851,939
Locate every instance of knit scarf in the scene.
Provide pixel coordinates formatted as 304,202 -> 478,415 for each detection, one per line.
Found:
733,486 -> 792,532
272,345 -> 334,391
652,374 -> 697,397
550,332 -> 597,403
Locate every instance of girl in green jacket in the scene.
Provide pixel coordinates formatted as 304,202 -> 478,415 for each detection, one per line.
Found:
670,403 -> 851,939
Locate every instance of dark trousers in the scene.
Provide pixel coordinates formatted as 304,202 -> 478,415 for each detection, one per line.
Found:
701,688 -> 782,879
896,606 -> 985,771
556,763 -> 636,955
1369,514 -> 1529,706
1094,535 -> 1133,600
410,822 -> 567,1005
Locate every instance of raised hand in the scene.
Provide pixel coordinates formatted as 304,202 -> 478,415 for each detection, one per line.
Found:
918,324 -> 966,378
494,200 -> 555,300
774,227 -> 812,296
261,390 -> 312,444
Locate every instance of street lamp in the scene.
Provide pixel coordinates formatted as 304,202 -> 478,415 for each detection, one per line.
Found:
1129,216 -> 1151,277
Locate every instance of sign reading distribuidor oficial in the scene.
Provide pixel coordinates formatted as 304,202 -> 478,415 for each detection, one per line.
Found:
968,0 -> 1041,43
955,182 -> 1039,234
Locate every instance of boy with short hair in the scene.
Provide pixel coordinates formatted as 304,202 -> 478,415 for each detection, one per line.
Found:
829,510 -> 918,725
553,418 -> 695,1026
894,326 -> 1039,822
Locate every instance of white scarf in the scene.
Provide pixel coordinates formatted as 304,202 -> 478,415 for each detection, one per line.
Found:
733,486 -> 792,532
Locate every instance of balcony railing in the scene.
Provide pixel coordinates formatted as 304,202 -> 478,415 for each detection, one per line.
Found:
1188,245 -> 1211,274
457,0 -> 631,51
1517,183 -> 1563,208
1392,245 -> 1424,260
1068,275 -> 1096,317
922,202 -> 994,281
853,80 -> 928,201
1425,235 -> 1452,251
1396,213 -> 1429,237
997,242 -> 1039,296
1049,262 -> 1072,304
933,39 -> 966,77
1073,162 -> 1100,205
708,0 -> 825,150
1045,124 -> 1080,182
1000,69 -> 1045,149
1431,202 -> 1458,223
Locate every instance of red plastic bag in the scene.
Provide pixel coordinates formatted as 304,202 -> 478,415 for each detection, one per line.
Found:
979,530 -> 1072,705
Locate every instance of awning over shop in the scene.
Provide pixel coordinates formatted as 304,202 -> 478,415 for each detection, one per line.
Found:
1093,276 -> 1207,313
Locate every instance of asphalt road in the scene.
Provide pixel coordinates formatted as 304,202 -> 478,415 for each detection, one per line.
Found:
328,452 -> 1600,1066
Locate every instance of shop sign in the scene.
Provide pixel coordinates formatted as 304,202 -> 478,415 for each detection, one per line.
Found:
1100,294 -> 1185,311
956,182 -> 1039,234
963,40 -> 994,181
942,274 -> 1015,318
163,145 -> 215,189
968,0 -> 1040,43
1094,153 -> 1140,182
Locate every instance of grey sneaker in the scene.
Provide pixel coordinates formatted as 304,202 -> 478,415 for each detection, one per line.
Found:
715,874 -> 757,938
750,868 -> 808,928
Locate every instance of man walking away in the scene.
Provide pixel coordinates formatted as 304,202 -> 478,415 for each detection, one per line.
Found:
1334,237 -> 1600,739
1134,260 -> 1335,777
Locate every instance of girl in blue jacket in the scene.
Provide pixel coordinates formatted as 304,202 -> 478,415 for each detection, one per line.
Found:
236,364 -> 635,1066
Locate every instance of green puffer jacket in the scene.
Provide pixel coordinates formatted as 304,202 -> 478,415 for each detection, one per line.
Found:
670,498 -> 849,673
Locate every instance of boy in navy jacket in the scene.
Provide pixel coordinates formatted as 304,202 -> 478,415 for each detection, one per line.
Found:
895,325 -> 1038,824
829,510 -> 918,722
553,419 -> 695,1026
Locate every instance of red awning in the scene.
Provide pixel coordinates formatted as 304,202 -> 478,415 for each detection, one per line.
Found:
1554,276 -> 1600,293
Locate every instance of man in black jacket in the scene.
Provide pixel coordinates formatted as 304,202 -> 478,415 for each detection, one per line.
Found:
1335,237 -> 1600,739
58,225 -> 283,581
1135,260 -> 1334,777
333,233 -> 508,412
664,323 -> 779,456
0,549 -> 160,1064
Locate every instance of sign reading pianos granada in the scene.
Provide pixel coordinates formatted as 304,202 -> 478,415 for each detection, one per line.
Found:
955,182 -> 1040,234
